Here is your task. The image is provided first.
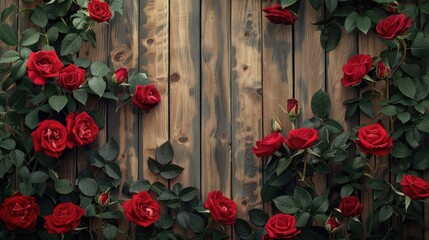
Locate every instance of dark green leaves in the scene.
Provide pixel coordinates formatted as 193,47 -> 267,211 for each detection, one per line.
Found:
98,139 -> 119,161
249,209 -> 269,227
320,23 -> 340,52
396,78 -> 416,99
0,24 -> 18,46
156,141 -> 174,164
48,95 -> 68,112
311,89 -> 331,118
78,178 -> 98,197
60,33 -> 82,55
411,32 -> 429,58
234,219 -> 253,240
148,141 -> 183,180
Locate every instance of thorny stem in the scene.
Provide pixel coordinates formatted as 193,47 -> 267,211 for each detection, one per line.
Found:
365,80 -> 384,97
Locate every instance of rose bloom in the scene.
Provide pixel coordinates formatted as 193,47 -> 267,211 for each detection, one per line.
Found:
341,54 -> 372,87
285,128 -> 318,150
66,112 -> 99,148
132,84 -> 161,111
355,123 -> 393,156
263,4 -> 298,25
27,50 -> 64,85
88,0 -> 112,23
400,174 -> 429,200
376,61 -> 391,79
252,132 -> 285,157
376,13 -> 411,40
31,119 -> 68,158
44,202 -> 86,235
123,191 -> 160,227
204,191 -> 236,225
264,213 -> 301,239
0,193 -> 40,231
57,64 -> 85,91
113,67 -> 128,84
339,196 -> 363,217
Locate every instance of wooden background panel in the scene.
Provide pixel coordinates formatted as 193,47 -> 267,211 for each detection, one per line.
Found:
231,0 -> 263,221
201,0 -> 232,198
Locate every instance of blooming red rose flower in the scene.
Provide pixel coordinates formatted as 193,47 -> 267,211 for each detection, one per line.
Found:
204,191 -> 236,225
285,128 -> 318,150
98,191 -> 110,207
376,61 -> 391,79
0,193 -> 40,231
400,174 -> 429,200
263,4 -> 298,25
341,54 -> 372,87
355,123 -> 393,156
66,112 -> 99,148
113,68 -> 128,84
88,0 -> 112,23
31,119 -> 68,158
252,132 -> 285,157
132,84 -> 161,111
57,64 -> 85,91
44,202 -> 86,235
376,13 -> 411,40
339,196 -> 363,217
325,217 -> 340,233
123,191 -> 160,227
27,50 -> 64,85
264,213 -> 301,239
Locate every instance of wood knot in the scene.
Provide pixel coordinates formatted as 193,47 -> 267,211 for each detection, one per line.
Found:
111,44 -> 132,64
247,13 -> 252,18
244,31 -> 251,38
242,65 -> 248,71
220,132 -> 227,140
256,88 -> 263,96
241,200 -> 248,206
146,39 -> 154,45
178,136 -> 188,143
171,73 -> 180,82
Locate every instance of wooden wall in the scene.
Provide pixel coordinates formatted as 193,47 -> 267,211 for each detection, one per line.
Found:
1,0 -> 428,239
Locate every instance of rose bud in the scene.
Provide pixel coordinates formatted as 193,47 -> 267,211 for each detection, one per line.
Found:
286,98 -> 300,121
98,191 -> 110,207
325,217 -> 340,233
271,117 -> 283,132
113,67 -> 128,84
376,61 -> 391,79
386,1 -> 400,13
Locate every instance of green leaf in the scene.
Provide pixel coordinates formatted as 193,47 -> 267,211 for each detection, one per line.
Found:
412,149 -> 429,170
309,0 -> 323,10
179,187 -> 198,202
310,196 -> 329,214
1,4 -> 16,22
0,50 -> 20,64
102,223 -> 117,240
160,164 -> 183,180
55,179 -> 74,194
100,210 -> 123,219
177,211 -> 190,229
157,214 -> 174,230
320,23 -> 340,52
60,33 -> 82,56
89,77 -> 106,97
368,179 -> 387,191
21,28 -> 40,46
359,99 -> 374,118
325,0 -> 337,13
281,0 -> 298,8
416,119 -> 429,133
29,171 -> 49,184
189,213 -> 205,233
130,180 -> 151,193
276,157 -> 292,175
128,72 -> 150,93
0,139 -> 15,150
411,32 -> 429,58
400,64 -> 421,77
31,7 -> 48,27
158,190 -> 178,201
98,139 -> 119,161
73,89 -> 88,105
234,219 -> 252,240
74,57 -> 91,68
379,205 -> 393,222
392,142 -> 412,158
380,105 -> 398,116
48,95 -> 68,113
10,150 -> 25,167
156,141 -> 174,164
105,162 -> 121,179
78,178 -> 98,197
294,187 -> 312,210
356,15 -> 371,34
341,184 -> 353,197
90,61 -> 111,77
0,157 -> 13,178
396,78 -> 416,99
110,0 -> 124,14
344,12 -> 358,33
295,211 -> 311,227
148,157 -> 162,174
0,24 -> 18,46
249,209 -> 269,227
47,26 -> 59,43
311,89 -> 331,118
397,112 -> 411,124
273,195 -> 300,214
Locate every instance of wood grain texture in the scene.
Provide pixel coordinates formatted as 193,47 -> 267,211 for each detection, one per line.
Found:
293,0 -> 326,196
201,0 -> 231,198
169,0 -> 201,188
140,0 -> 170,184
231,0 -> 263,221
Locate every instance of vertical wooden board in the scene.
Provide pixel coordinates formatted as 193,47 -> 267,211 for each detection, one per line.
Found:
293,0 -> 326,196
231,0 -> 263,220
201,0 -> 231,199
169,0 -> 201,188
140,0 -> 169,185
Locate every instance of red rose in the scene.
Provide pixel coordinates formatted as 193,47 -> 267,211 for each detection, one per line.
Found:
376,61 -> 391,79
44,202 -> 86,235
123,191 -> 160,227
285,128 -> 318,150
57,64 -> 85,91
66,112 -> 99,148
113,68 -> 128,84
355,123 -> 393,156
287,98 -> 299,116
325,217 -> 340,233
88,0 -> 112,23
132,84 -> 161,111
386,1 -> 400,13
264,213 -> 301,239
204,191 -> 236,225
0,193 -> 40,231
252,132 -> 285,157
263,4 -> 297,25
31,120 -> 68,158
339,196 -> 363,217
376,14 -> 411,40
341,54 -> 372,87
97,191 -> 110,207
27,50 -> 64,85
400,174 -> 429,200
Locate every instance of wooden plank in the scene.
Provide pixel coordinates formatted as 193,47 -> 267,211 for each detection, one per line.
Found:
140,0 -> 169,185
231,0 -> 263,221
293,0 -> 326,196
201,0 -> 231,199
169,0 -> 201,189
